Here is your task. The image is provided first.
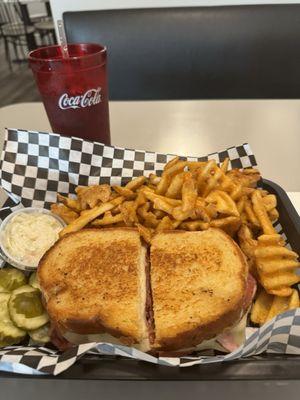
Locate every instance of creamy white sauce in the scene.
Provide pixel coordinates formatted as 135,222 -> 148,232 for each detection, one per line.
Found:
1,212 -> 62,267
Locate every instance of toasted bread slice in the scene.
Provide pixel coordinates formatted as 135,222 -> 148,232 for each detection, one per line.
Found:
150,228 -> 248,351
38,228 -> 150,351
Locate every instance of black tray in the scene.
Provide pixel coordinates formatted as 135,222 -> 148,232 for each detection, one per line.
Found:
1,179 -> 300,381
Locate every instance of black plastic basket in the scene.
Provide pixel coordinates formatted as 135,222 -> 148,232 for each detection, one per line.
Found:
1,179 -> 300,381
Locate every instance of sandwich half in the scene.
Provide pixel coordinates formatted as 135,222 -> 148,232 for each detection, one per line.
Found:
38,228 -> 150,351
150,228 -> 251,353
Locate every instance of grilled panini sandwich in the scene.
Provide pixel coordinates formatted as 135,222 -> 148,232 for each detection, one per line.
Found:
150,229 -> 250,352
38,228 -> 150,351
38,227 -> 253,353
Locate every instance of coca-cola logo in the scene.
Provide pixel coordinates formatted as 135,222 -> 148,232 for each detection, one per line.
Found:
58,87 -> 102,110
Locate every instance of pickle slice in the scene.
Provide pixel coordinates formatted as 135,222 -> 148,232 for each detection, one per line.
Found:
29,272 -> 40,291
29,323 -> 50,345
0,267 -> 27,293
0,292 -> 26,347
9,286 -> 49,330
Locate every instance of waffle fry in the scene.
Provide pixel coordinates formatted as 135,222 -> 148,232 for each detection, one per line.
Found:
251,190 -> 276,235
181,172 -> 198,213
205,190 -> 239,217
136,223 -> 153,244
251,288 -> 300,326
254,234 -> 300,297
91,212 -> 123,226
165,172 -> 184,199
180,220 -> 210,231
250,289 -> 274,325
237,224 -> 257,275
51,156 -> 299,325
50,204 -> 79,224
75,184 -> 111,209
57,194 -> 82,212
113,186 -> 136,199
210,216 -> 241,237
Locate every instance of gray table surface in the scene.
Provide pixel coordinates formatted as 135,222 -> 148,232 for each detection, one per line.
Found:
0,99 -> 300,191
0,100 -> 300,398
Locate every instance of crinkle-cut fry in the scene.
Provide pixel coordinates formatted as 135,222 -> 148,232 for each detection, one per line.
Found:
51,203 -> 78,224
257,234 -> 284,246
92,212 -> 124,226
226,168 -> 261,188
143,190 -> 181,207
262,194 -> 277,212
156,216 -> 180,232
76,184 -> 112,209
133,190 -> 147,209
164,160 -> 187,176
179,220 -> 210,231
254,235 -> 300,297
243,168 -> 260,175
196,160 -> 217,193
125,176 -> 146,191
202,168 -> 223,197
252,190 -> 276,235
156,161 -> 187,195
237,224 -> 257,275
152,209 -> 166,219
269,208 -> 279,222
113,186 -> 136,199
266,289 -> 300,322
155,175 -> 171,196
244,199 -> 260,228
230,184 -> 243,201
120,200 -> 139,226
236,196 -> 246,214
57,194 -> 82,212
205,190 -> 239,217
220,157 -> 230,173
181,172 -> 198,213
255,246 -> 299,259
172,206 -> 193,221
164,156 -> 180,170
153,198 -> 174,215
185,161 -> 206,170
251,289 -> 274,325
136,223 -> 153,244
190,199 -> 211,222
209,216 -> 241,236
256,258 -> 300,274
268,288 -> 295,297
241,187 -> 256,196
205,202 -> 218,219
259,272 -> 299,293
165,172 -> 184,199
75,186 -> 86,195
59,196 -> 124,237
137,203 -> 160,228
149,174 -> 161,186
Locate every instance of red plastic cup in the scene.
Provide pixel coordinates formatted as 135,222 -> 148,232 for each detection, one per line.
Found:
29,43 -> 110,144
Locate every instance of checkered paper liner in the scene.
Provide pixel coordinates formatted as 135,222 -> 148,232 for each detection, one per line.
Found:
0,127 -> 299,376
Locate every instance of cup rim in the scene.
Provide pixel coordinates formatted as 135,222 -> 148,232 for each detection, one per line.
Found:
0,207 -> 66,271
28,43 -> 107,63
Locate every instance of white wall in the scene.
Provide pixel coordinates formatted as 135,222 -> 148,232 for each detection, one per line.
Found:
49,0 -> 300,41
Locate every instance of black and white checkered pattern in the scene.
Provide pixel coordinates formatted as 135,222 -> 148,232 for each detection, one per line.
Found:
0,128 -> 299,376
0,309 -> 299,375
0,128 -> 257,209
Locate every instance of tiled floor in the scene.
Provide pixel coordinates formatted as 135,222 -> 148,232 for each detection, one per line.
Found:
0,40 -> 40,107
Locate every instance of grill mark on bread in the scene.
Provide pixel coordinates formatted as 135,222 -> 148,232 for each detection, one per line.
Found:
150,228 -> 248,352
39,227 -> 249,353
38,228 -> 148,346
